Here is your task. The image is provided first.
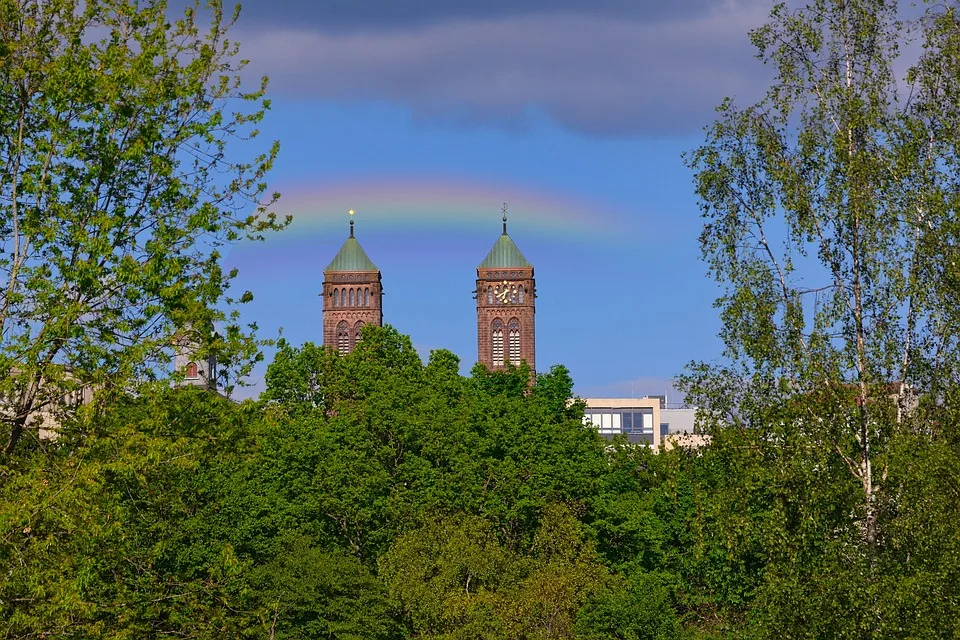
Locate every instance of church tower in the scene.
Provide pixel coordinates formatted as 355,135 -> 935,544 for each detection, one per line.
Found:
322,211 -> 383,354
173,328 -> 218,390
476,205 -> 535,372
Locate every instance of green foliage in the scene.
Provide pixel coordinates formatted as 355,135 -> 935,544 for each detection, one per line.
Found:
0,0 -> 289,454
0,387 -> 261,637
575,570 -> 683,640
380,505 -> 607,639
678,0 -> 960,635
9,321 -> 960,636
250,538 -> 397,640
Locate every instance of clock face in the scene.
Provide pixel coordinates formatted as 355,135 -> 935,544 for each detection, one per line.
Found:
495,280 -> 513,304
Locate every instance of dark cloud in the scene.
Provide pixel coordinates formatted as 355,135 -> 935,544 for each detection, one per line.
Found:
222,0 -> 722,31
226,1 -> 773,136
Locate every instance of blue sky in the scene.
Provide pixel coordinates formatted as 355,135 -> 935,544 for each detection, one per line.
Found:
216,0 -> 777,399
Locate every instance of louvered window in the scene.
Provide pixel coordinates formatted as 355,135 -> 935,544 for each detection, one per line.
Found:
337,321 -> 350,354
508,319 -> 521,365
492,319 -> 504,366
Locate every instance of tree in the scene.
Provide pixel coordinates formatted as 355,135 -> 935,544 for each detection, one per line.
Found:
0,387 -> 264,637
680,0 -> 960,634
684,0 -> 960,549
379,506 -> 607,640
0,0 -> 287,454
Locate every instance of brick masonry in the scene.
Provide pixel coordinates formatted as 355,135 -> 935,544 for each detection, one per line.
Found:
476,266 -> 535,373
321,270 -> 383,352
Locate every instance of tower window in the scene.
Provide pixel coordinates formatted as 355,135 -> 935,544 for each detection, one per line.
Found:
354,320 -> 365,345
333,288 -> 339,308
487,286 -> 493,305
340,289 -> 346,308
185,361 -> 198,378
349,288 -> 355,307
337,321 -> 350,354
518,285 -> 524,303
508,318 -> 520,365
492,319 -> 504,366
364,288 -> 370,307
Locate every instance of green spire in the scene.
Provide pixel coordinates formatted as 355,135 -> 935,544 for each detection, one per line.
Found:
325,210 -> 378,272
478,204 -> 532,269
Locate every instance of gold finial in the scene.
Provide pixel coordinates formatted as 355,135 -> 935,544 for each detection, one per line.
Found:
348,209 -> 355,237
502,202 -> 508,234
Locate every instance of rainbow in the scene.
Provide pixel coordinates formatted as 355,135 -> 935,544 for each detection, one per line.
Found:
257,174 -> 626,241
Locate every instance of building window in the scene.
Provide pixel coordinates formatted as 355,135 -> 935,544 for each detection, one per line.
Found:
349,288 -> 355,307
340,289 -> 346,308
185,361 -> 198,378
583,409 -> 655,443
487,286 -> 493,305
337,321 -> 350,354
518,285 -> 524,303
492,319 -> 504,366
508,318 -> 520,365
354,320 -> 365,345
364,288 -> 370,307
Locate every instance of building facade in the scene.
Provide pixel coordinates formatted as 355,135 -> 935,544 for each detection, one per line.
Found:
321,215 -> 383,354
476,211 -> 536,372
582,397 -> 663,448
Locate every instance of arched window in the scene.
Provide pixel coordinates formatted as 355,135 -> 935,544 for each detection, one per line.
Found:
337,321 -> 350,354
508,319 -> 521,365
354,320 -> 365,345
364,288 -> 370,307
333,288 -> 339,308
340,289 -> 346,308
518,285 -> 524,303
492,319 -> 504,366
487,286 -> 493,305
349,288 -> 355,307
185,361 -> 198,378
510,286 -> 518,304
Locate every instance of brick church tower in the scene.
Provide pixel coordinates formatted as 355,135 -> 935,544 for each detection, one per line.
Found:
476,206 -> 535,372
322,212 -> 383,353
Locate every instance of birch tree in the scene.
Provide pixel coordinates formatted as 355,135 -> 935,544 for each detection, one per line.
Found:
684,0 -> 960,548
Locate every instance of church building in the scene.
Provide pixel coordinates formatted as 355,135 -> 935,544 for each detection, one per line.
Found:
320,206 -> 535,372
475,209 -> 536,372
321,212 -> 384,353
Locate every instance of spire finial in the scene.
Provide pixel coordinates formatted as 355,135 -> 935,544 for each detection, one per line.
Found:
348,209 -> 355,237
501,202 -> 508,234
